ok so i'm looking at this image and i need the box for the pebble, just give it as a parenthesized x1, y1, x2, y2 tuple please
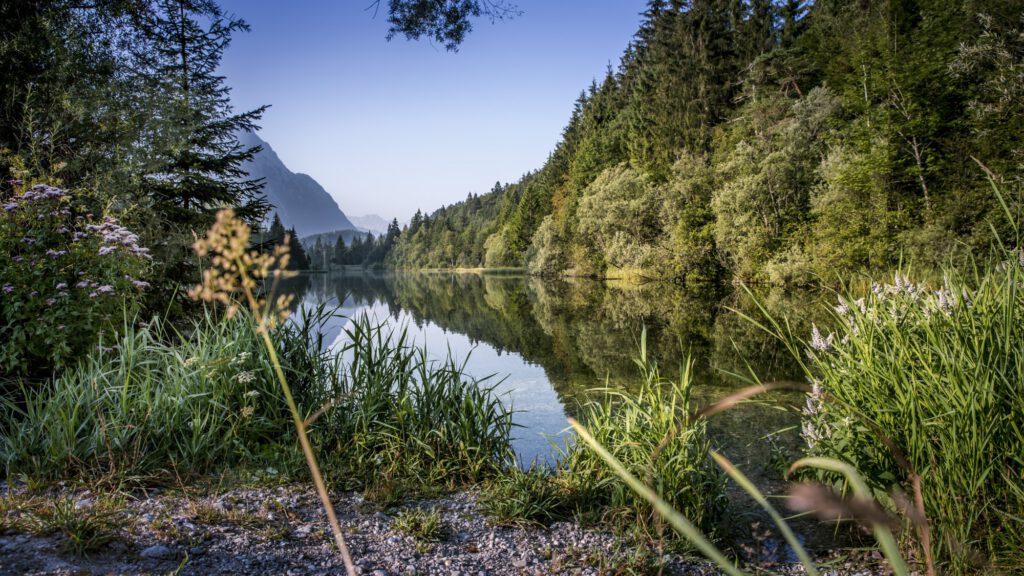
(139, 544, 174, 559)
(0, 482, 889, 576)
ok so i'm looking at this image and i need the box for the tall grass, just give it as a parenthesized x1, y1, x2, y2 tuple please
(483, 335, 726, 544)
(0, 308, 516, 498)
(306, 315, 515, 497)
(790, 256, 1024, 572)
(558, 341, 726, 541)
(0, 310, 291, 483)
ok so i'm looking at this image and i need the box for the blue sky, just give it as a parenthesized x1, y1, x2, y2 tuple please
(218, 1, 646, 222)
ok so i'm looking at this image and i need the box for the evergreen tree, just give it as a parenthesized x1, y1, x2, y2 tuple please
(138, 0, 269, 231)
(333, 234, 348, 265)
(268, 212, 286, 242)
(286, 227, 309, 270)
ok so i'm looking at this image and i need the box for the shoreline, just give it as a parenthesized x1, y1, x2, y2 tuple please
(0, 482, 886, 576)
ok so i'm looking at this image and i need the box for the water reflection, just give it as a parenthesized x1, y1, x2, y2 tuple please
(286, 271, 819, 467)
(284, 271, 849, 554)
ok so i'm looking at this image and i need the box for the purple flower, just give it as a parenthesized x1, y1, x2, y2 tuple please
(55, 282, 67, 290)
(97, 285, 115, 295)
(2, 284, 13, 294)
(45, 298, 56, 306)
(132, 280, 151, 290)
(98, 246, 117, 256)
(2, 203, 16, 212)
(89, 291, 98, 299)
(12, 256, 22, 263)
(8, 179, 23, 186)
(76, 281, 90, 289)
(45, 249, 67, 258)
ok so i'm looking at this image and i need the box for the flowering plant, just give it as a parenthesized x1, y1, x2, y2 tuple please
(0, 182, 151, 376)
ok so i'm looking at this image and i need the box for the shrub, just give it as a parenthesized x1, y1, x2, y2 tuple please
(798, 259, 1024, 572)
(0, 183, 150, 377)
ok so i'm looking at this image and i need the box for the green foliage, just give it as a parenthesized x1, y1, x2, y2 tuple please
(0, 305, 517, 501)
(712, 86, 838, 283)
(0, 309, 290, 483)
(481, 465, 573, 526)
(0, 184, 151, 378)
(306, 315, 515, 495)
(391, 507, 445, 542)
(659, 154, 720, 284)
(576, 164, 662, 274)
(481, 342, 726, 543)
(797, 257, 1024, 571)
(25, 496, 122, 555)
(0, 0, 268, 310)
(384, 1, 1024, 288)
(559, 348, 726, 542)
(381, 0, 519, 52)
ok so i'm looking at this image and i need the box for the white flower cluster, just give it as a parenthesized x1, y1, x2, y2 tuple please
(86, 216, 151, 259)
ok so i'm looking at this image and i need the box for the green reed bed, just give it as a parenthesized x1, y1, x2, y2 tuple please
(483, 338, 726, 545)
(0, 310, 291, 483)
(306, 314, 515, 500)
(789, 255, 1024, 572)
(0, 308, 515, 496)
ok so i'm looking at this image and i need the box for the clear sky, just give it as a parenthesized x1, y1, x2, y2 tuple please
(217, 1, 646, 222)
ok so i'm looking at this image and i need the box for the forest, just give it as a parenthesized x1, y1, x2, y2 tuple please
(387, 0, 1024, 285)
(1, 1, 1022, 574)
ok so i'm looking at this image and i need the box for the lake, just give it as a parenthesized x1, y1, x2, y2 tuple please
(282, 270, 844, 553)
(288, 270, 819, 473)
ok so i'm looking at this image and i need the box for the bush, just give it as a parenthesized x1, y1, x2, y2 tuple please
(0, 183, 151, 377)
(798, 258, 1024, 572)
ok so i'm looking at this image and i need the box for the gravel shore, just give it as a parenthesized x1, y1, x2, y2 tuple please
(0, 483, 888, 575)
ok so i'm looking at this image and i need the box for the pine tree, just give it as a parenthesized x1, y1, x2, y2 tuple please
(139, 0, 269, 231)
(268, 212, 286, 242)
(333, 234, 347, 265)
(286, 227, 309, 270)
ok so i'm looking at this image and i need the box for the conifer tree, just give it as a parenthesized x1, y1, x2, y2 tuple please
(138, 0, 268, 231)
(286, 227, 309, 270)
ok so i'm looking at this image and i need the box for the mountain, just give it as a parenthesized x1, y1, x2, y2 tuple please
(301, 229, 371, 249)
(239, 131, 355, 237)
(348, 214, 391, 236)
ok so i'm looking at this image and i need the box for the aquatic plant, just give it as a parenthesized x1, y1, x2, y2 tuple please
(793, 258, 1024, 572)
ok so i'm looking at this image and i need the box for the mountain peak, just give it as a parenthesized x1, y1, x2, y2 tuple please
(240, 131, 355, 236)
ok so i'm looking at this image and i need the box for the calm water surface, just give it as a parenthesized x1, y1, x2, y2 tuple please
(284, 271, 841, 554)
(285, 271, 820, 470)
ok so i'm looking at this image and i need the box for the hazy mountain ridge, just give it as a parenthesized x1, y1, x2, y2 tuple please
(348, 214, 391, 236)
(238, 131, 356, 237)
(301, 229, 370, 249)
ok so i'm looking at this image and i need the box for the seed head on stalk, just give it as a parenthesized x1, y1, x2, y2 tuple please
(189, 209, 357, 575)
